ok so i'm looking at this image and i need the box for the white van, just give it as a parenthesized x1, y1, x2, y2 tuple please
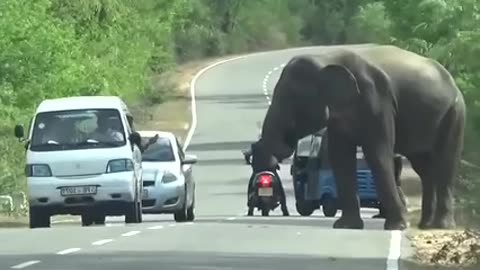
(14, 96, 144, 228)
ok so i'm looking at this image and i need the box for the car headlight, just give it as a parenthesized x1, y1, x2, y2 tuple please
(26, 164, 52, 177)
(161, 171, 177, 183)
(106, 159, 134, 173)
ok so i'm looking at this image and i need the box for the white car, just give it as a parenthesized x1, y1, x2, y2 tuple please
(138, 130, 197, 222)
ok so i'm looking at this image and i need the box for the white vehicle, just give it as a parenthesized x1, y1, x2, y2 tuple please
(138, 130, 197, 222)
(14, 96, 144, 228)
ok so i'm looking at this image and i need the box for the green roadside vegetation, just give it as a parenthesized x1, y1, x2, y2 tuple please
(0, 0, 478, 265)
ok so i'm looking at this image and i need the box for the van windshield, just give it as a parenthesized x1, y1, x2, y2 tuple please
(30, 109, 126, 152)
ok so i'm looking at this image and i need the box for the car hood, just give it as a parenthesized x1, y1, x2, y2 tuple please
(141, 161, 179, 181)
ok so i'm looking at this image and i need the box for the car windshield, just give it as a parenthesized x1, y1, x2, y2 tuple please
(30, 109, 126, 151)
(141, 136, 176, 162)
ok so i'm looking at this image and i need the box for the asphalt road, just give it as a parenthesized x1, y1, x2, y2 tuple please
(1, 46, 413, 270)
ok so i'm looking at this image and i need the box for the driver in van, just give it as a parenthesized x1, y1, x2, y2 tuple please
(247, 139, 289, 216)
(92, 112, 124, 142)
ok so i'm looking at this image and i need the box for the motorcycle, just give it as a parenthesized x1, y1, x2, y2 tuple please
(247, 170, 281, 216)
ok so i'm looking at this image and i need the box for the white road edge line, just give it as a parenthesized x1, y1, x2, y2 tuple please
(386, 230, 402, 270)
(183, 45, 326, 151)
(10, 260, 41, 269)
(92, 239, 113, 246)
(56, 248, 81, 255)
(122, 230, 141, 237)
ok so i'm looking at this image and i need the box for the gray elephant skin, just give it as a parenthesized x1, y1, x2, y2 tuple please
(260, 44, 466, 231)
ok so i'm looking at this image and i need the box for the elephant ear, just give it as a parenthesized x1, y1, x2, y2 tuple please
(319, 65, 360, 108)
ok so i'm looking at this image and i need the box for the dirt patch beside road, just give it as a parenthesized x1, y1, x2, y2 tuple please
(401, 166, 480, 269)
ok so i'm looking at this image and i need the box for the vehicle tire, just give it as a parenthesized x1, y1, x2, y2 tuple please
(125, 201, 141, 224)
(296, 200, 315, 216)
(174, 188, 188, 223)
(186, 192, 195, 222)
(261, 209, 269, 216)
(81, 214, 94, 226)
(322, 195, 337, 217)
(94, 214, 106, 225)
(29, 207, 50, 229)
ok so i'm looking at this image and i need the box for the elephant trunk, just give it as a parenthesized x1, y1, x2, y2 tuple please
(261, 102, 295, 161)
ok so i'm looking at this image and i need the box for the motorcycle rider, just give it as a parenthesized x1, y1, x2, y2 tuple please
(246, 139, 289, 216)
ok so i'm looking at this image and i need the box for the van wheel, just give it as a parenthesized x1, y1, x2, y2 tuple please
(125, 201, 141, 223)
(322, 195, 337, 217)
(29, 207, 50, 229)
(81, 214, 94, 226)
(296, 200, 315, 216)
(94, 214, 106, 225)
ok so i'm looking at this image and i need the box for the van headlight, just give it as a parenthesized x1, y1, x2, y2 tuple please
(26, 164, 52, 177)
(106, 159, 134, 173)
(161, 171, 177, 183)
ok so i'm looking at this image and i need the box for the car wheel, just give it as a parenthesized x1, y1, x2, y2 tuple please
(29, 207, 50, 229)
(322, 195, 338, 217)
(174, 187, 188, 223)
(186, 192, 195, 222)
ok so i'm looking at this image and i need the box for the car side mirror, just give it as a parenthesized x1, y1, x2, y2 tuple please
(14, 124, 24, 139)
(129, 131, 142, 147)
(182, 154, 197, 165)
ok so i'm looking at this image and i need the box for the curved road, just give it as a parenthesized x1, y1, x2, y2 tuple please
(1, 47, 413, 270)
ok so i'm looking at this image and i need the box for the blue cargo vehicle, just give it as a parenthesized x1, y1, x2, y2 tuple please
(291, 129, 380, 217)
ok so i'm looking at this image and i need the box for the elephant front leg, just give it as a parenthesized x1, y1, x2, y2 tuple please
(328, 134, 363, 229)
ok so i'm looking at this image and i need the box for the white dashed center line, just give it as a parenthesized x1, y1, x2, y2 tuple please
(262, 63, 286, 106)
(10, 260, 41, 269)
(148, 225, 164, 230)
(122, 230, 141, 237)
(56, 248, 81, 255)
(92, 239, 114, 246)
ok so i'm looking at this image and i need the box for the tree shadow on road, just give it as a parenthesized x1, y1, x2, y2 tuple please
(195, 93, 267, 104)
(0, 251, 411, 270)
(2, 251, 476, 270)
(187, 141, 253, 152)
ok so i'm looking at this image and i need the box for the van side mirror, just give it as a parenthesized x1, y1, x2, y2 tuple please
(14, 124, 24, 139)
(129, 131, 142, 147)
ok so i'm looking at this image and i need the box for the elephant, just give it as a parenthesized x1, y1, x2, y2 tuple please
(258, 44, 466, 231)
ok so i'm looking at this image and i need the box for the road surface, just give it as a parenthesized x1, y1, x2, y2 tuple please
(1, 46, 414, 270)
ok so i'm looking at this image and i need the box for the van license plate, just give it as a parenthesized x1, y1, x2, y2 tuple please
(258, 187, 273, 197)
(142, 188, 148, 199)
(60, 186, 97, 196)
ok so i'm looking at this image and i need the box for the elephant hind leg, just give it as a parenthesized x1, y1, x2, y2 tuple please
(429, 103, 465, 229)
(406, 153, 435, 229)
